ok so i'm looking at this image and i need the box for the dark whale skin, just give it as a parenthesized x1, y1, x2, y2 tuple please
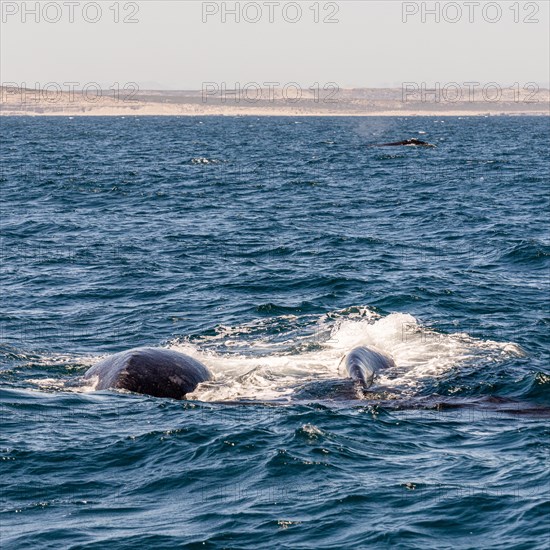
(345, 346, 395, 388)
(84, 347, 212, 399)
(377, 138, 436, 147)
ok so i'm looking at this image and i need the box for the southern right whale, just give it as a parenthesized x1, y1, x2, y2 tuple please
(83, 345, 394, 400)
(343, 346, 395, 388)
(376, 138, 436, 147)
(84, 347, 212, 399)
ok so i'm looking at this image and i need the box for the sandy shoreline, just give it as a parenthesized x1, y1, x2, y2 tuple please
(1, 87, 549, 117)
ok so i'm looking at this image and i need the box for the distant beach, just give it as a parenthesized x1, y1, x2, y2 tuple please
(1, 86, 549, 116)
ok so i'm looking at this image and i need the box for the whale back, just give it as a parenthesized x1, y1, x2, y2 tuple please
(345, 346, 395, 388)
(377, 138, 435, 147)
(84, 347, 212, 399)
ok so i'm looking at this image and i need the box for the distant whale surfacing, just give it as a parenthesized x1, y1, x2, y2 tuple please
(343, 346, 395, 389)
(377, 138, 436, 147)
(84, 347, 212, 399)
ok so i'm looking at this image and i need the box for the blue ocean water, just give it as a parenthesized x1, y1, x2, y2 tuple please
(0, 116, 549, 549)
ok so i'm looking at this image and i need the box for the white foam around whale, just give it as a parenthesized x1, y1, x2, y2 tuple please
(26, 307, 523, 401)
(167, 308, 523, 402)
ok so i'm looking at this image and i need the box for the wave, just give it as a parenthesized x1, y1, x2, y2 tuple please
(500, 240, 550, 264)
(189, 157, 222, 165)
(166, 308, 524, 402)
(11, 307, 526, 404)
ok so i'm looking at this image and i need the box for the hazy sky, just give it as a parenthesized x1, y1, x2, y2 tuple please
(1, 0, 549, 89)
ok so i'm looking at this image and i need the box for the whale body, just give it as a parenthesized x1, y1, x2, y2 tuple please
(377, 138, 436, 147)
(84, 347, 212, 399)
(344, 346, 395, 388)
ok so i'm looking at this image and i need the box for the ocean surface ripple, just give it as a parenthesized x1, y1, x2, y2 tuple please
(1, 116, 549, 548)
